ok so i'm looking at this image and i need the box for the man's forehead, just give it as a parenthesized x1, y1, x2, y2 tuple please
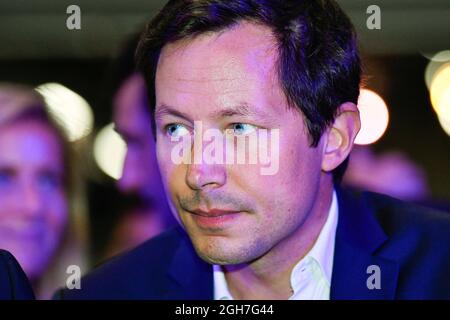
(155, 22, 284, 120)
(156, 22, 278, 83)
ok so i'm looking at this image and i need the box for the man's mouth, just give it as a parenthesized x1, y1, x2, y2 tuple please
(190, 208, 241, 217)
(185, 207, 244, 230)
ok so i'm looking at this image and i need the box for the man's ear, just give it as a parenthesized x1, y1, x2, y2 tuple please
(321, 102, 361, 172)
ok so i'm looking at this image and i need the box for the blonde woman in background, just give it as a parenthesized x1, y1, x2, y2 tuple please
(0, 83, 89, 299)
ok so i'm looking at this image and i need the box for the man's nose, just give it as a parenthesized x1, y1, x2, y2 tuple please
(185, 133, 227, 190)
(185, 161, 227, 191)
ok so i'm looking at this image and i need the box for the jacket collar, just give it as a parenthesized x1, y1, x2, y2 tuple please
(163, 228, 213, 299)
(330, 187, 399, 299)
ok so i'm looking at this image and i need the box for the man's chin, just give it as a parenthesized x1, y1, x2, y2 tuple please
(196, 251, 245, 265)
(191, 240, 253, 265)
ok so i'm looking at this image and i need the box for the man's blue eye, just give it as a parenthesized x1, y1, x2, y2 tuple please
(231, 123, 257, 135)
(166, 124, 189, 138)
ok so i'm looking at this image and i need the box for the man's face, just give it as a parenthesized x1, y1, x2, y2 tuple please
(113, 73, 165, 202)
(155, 22, 326, 265)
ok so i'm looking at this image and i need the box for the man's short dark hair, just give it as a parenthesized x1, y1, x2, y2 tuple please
(136, 0, 361, 183)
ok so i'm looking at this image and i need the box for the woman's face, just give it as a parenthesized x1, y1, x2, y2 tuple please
(0, 119, 68, 281)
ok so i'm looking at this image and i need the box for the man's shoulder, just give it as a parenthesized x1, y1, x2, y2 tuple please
(365, 191, 450, 242)
(334, 190, 450, 298)
(56, 226, 188, 299)
(362, 191, 450, 270)
(365, 192, 450, 298)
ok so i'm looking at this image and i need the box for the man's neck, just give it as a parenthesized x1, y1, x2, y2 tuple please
(222, 179, 334, 300)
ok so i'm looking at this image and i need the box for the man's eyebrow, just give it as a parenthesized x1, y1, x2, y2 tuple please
(155, 104, 192, 122)
(212, 104, 255, 118)
(155, 103, 269, 122)
(214, 103, 276, 121)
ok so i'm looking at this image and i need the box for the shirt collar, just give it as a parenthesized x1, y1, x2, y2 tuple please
(294, 189, 338, 286)
(214, 189, 339, 300)
(213, 264, 233, 300)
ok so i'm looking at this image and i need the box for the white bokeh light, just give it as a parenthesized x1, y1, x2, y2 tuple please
(93, 123, 127, 180)
(424, 50, 450, 89)
(355, 89, 389, 145)
(430, 63, 450, 116)
(429, 63, 450, 137)
(438, 112, 450, 137)
(35, 82, 94, 141)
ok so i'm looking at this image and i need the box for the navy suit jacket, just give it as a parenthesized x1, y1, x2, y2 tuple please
(56, 188, 450, 299)
(0, 250, 35, 300)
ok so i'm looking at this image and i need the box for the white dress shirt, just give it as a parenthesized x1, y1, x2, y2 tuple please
(213, 190, 339, 300)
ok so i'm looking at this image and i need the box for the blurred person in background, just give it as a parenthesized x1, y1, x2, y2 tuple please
(343, 146, 430, 202)
(0, 83, 89, 299)
(343, 146, 450, 213)
(103, 201, 168, 258)
(102, 35, 174, 259)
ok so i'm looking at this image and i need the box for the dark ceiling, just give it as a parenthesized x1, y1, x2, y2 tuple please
(0, 0, 449, 59)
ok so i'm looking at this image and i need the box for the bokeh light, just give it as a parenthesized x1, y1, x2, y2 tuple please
(355, 89, 390, 145)
(93, 123, 127, 180)
(430, 63, 450, 132)
(424, 50, 450, 89)
(35, 82, 94, 141)
(438, 112, 450, 137)
(424, 50, 450, 138)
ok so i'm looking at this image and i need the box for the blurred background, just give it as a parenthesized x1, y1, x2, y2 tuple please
(0, 0, 449, 296)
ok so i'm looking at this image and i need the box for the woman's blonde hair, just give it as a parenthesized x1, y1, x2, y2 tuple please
(0, 82, 90, 299)
(0, 83, 51, 128)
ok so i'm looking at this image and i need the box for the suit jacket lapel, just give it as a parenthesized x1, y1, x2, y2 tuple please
(331, 187, 399, 299)
(163, 229, 214, 299)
